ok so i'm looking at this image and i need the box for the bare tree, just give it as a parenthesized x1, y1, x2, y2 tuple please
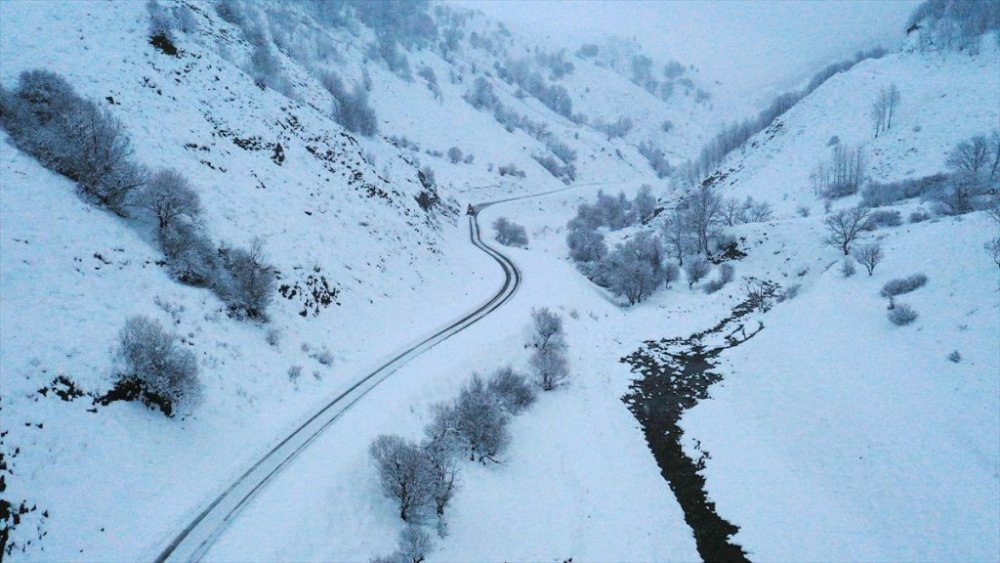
(140, 169, 201, 231)
(986, 237, 1000, 268)
(218, 237, 277, 319)
(116, 315, 200, 416)
(452, 375, 509, 462)
(885, 84, 900, 131)
(530, 346, 570, 391)
(659, 209, 691, 266)
(947, 135, 991, 184)
(531, 308, 566, 353)
(825, 207, 871, 255)
(852, 243, 883, 276)
(684, 256, 711, 288)
(487, 366, 535, 415)
(682, 186, 723, 254)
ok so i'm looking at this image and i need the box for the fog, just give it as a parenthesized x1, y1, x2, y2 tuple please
(458, 0, 920, 100)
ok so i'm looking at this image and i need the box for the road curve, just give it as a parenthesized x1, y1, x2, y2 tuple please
(155, 210, 520, 562)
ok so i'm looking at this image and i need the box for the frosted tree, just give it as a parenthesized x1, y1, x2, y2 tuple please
(370, 435, 433, 522)
(529, 308, 570, 389)
(633, 184, 658, 222)
(116, 315, 200, 416)
(660, 209, 691, 266)
(492, 217, 528, 247)
(140, 169, 202, 231)
(566, 227, 607, 263)
(682, 186, 723, 254)
(486, 366, 535, 415)
(452, 375, 510, 462)
(218, 237, 277, 319)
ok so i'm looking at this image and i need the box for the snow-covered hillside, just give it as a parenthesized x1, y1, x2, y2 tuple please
(1, 0, 997, 562)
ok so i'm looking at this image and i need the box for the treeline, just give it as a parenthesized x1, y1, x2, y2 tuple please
(907, 0, 1000, 52)
(679, 48, 888, 185)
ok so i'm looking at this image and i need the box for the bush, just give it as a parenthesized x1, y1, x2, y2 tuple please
(447, 146, 463, 164)
(497, 163, 525, 178)
(566, 227, 607, 263)
(532, 154, 576, 183)
(322, 73, 378, 136)
(159, 221, 219, 287)
(492, 217, 528, 247)
(909, 209, 932, 223)
(487, 366, 535, 414)
(110, 315, 199, 416)
(888, 303, 918, 326)
(638, 141, 672, 178)
(1, 70, 146, 216)
(139, 169, 202, 231)
(601, 232, 667, 304)
(685, 257, 711, 288)
(217, 237, 277, 319)
(703, 264, 734, 294)
(840, 257, 856, 278)
(948, 350, 962, 363)
(880, 274, 928, 298)
(861, 174, 948, 207)
(865, 209, 903, 230)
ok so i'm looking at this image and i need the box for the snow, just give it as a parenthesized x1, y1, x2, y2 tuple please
(2, 0, 998, 561)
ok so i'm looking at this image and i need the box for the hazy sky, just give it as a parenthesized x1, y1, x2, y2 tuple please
(458, 0, 920, 98)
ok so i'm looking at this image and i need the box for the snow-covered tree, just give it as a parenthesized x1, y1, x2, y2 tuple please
(825, 207, 872, 255)
(492, 217, 528, 247)
(852, 242, 883, 276)
(370, 435, 433, 522)
(140, 169, 201, 231)
(116, 315, 200, 416)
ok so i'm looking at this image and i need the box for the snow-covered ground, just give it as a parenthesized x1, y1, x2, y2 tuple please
(2, 0, 998, 561)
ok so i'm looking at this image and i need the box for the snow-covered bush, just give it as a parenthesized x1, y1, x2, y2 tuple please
(463, 77, 499, 110)
(594, 116, 633, 139)
(374, 36, 413, 81)
(112, 315, 199, 416)
(146, 0, 178, 55)
(841, 257, 856, 278)
(633, 185, 658, 223)
(566, 227, 607, 263)
(638, 141, 672, 178)
(487, 366, 535, 414)
(861, 173, 948, 207)
(703, 263, 735, 294)
(685, 257, 711, 288)
(160, 221, 219, 287)
(720, 196, 771, 226)
(322, 72, 378, 137)
(880, 274, 928, 298)
(948, 350, 962, 363)
(888, 303, 918, 326)
(909, 209, 932, 223)
(370, 435, 433, 522)
(447, 146, 463, 163)
(139, 169, 202, 231)
(546, 138, 577, 165)
(217, 238, 278, 319)
(417, 65, 441, 99)
(492, 217, 528, 247)
(865, 209, 903, 230)
(2, 70, 148, 216)
(852, 243, 884, 276)
(532, 154, 576, 183)
(497, 163, 525, 178)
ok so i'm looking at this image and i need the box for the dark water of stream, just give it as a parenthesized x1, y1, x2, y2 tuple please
(622, 289, 777, 562)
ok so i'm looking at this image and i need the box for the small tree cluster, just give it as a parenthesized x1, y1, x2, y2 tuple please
(812, 144, 867, 199)
(370, 366, 535, 533)
(719, 196, 773, 226)
(528, 308, 570, 389)
(638, 141, 672, 178)
(108, 315, 200, 416)
(0, 70, 147, 216)
(871, 84, 901, 138)
(492, 217, 528, 247)
(593, 116, 633, 139)
(532, 154, 576, 183)
(322, 72, 378, 137)
(932, 132, 1000, 215)
(860, 173, 949, 207)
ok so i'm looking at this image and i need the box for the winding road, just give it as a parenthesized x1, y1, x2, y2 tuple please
(155, 207, 520, 562)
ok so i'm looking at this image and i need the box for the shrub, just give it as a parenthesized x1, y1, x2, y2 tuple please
(487, 366, 535, 414)
(861, 173, 948, 207)
(217, 237, 277, 319)
(566, 227, 607, 263)
(865, 209, 903, 230)
(139, 169, 202, 231)
(638, 141, 672, 178)
(909, 209, 932, 223)
(532, 154, 576, 183)
(110, 315, 199, 416)
(492, 217, 528, 247)
(497, 163, 525, 178)
(703, 263, 734, 294)
(159, 221, 219, 287)
(322, 73, 378, 136)
(880, 274, 928, 298)
(840, 257, 856, 278)
(447, 146, 463, 163)
(685, 257, 711, 288)
(888, 303, 918, 326)
(947, 350, 962, 363)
